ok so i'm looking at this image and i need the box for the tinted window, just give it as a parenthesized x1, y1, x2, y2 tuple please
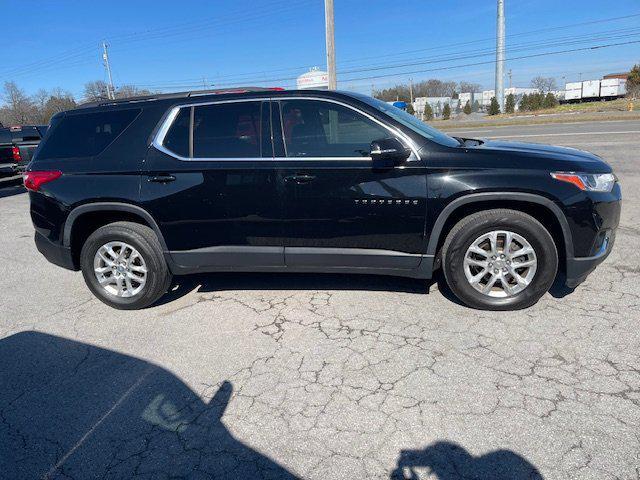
(163, 107, 190, 157)
(0, 129, 11, 144)
(37, 109, 140, 159)
(280, 100, 389, 157)
(193, 102, 262, 158)
(347, 93, 460, 147)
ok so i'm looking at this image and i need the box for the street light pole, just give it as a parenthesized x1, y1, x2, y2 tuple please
(495, 0, 505, 111)
(324, 0, 337, 90)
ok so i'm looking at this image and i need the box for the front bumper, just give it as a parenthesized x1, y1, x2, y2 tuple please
(565, 230, 615, 288)
(34, 231, 76, 271)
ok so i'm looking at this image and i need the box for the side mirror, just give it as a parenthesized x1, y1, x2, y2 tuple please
(370, 138, 411, 167)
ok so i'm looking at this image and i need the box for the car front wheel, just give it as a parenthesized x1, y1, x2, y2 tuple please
(80, 221, 172, 310)
(442, 209, 558, 310)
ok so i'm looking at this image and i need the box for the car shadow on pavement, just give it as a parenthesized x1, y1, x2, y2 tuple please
(0, 179, 25, 199)
(0, 331, 298, 479)
(154, 272, 437, 307)
(391, 441, 544, 480)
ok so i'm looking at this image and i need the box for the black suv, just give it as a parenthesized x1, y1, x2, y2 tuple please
(25, 89, 621, 310)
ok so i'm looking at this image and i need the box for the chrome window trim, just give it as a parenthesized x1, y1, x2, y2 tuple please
(152, 95, 421, 162)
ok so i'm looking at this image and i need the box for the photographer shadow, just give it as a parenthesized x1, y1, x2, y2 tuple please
(391, 441, 543, 480)
(0, 331, 298, 479)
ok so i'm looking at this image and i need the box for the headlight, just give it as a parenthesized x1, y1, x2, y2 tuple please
(551, 172, 616, 192)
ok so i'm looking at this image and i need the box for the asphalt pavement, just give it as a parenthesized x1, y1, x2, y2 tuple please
(1, 120, 639, 479)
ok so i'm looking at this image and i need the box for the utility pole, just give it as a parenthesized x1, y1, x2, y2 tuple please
(508, 69, 512, 89)
(324, 0, 337, 90)
(102, 41, 115, 100)
(495, 0, 505, 111)
(409, 78, 414, 103)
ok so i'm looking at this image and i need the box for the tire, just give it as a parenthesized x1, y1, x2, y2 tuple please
(80, 221, 172, 310)
(441, 209, 558, 310)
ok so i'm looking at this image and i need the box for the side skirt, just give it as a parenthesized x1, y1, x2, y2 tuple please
(164, 246, 433, 279)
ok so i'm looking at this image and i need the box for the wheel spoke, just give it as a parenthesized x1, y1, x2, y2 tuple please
(504, 231, 513, 253)
(481, 273, 499, 293)
(488, 231, 498, 255)
(99, 275, 116, 286)
(512, 246, 534, 258)
(468, 245, 489, 257)
(469, 269, 488, 285)
(465, 257, 488, 268)
(513, 259, 536, 268)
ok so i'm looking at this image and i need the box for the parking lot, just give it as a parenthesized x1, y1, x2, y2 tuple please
(1, 120, 639, 479)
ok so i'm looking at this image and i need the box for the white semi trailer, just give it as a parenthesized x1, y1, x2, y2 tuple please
(600, 78, 627, 98)
(563, 78, 627, 103)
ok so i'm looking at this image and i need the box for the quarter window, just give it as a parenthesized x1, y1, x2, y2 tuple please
(163, 107, 190, 158)
(37, 109, 140, 159)
(280, 100, 389, 158)
(193, 102, 262, 158)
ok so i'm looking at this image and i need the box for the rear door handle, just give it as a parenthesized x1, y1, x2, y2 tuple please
(148, 174, 176, 183)
(284, 174, 316, 184)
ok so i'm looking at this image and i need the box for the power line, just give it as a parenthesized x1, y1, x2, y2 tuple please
(126, 16, 640, 90)
(130, 32, 640, 91)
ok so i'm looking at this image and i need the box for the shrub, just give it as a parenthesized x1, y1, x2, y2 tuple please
(442, 103, 451, 120)
(423, 103, 434, 120)
(543, 92, 558, 109)
(505, 93, 515, 113)
(488, 97, 500, 115)
(463, 100, 472, 115)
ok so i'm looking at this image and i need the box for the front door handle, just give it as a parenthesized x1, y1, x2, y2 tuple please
(284, 174, 316, 184)
(148, 174, 176, 183)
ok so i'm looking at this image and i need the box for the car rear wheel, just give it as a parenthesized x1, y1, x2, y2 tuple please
(442, 209, 558, 310)
(80, 221, 172, 310)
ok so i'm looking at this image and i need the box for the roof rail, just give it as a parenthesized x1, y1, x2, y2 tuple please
(78, 87, 285, 109)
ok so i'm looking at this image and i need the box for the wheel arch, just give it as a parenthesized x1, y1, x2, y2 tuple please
(63, 203, 168, 268)
(427, 193, 573, 266)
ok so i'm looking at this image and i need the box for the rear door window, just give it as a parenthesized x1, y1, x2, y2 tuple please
(192, 101, 262, 158)
(37, 109, 140, 159)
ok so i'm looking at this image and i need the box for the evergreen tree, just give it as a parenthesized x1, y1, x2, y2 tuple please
(628, 64, 640, 98)
(423, 103, 434, 120)
(463, 100, 472, 115)
(543, 92, 558, 109)
(406, 103, 415, 115)
(520, 94, 529, 111)
(505, 93, 515, 114)
(472, 100, 480, 112)
(488, 97, 500, 115)
(442, 103, 451, 120)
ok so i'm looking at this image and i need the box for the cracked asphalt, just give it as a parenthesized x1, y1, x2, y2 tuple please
(1, 120, 639, 479)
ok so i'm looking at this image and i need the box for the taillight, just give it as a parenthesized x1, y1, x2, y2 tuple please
(23, 171, 62, 191)
(11, 146, 21, 162)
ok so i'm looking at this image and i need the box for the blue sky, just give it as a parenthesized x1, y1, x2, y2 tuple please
(1, 0, 639, 100)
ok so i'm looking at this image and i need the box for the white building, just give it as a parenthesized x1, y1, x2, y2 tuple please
(413, 97, 460, 118)
(297, 67, 329, 90)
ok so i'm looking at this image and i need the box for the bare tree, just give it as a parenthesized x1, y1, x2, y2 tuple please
(1, 81, 37, 124)
(458, 81, 482, 93)
(83, 80, 110, 102)
(115, 85, 153, 99)
(530, 76, 557, 93)
(42, 90, 76, 122)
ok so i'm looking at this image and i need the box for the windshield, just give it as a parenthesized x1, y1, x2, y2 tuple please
(348, 93, 460, 148)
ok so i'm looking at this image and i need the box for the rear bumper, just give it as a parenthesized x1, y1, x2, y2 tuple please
(565, 230, 615, 288)
(34, 231, 76, 271)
